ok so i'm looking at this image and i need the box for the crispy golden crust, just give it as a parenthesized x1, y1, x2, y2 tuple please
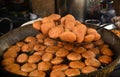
(21, 63, 37, 73)
(87, 28, 101, 41)
(50, 70, 65, 77)
(33, 20, 41, 30)
(73, 24, 87, 43)
(2, 58, 15, 66)
(84, 34, 95, 43)
(24, 36, 37, 43)
(51, 57, 63, 65)
(21, 44, 33, 52)
(82, 51, 96, 59)
(16, 42, 25, 47)
(56, 48, 69, 57)
(41, 21, 55, 35)
(94, 39, 104, 46)
(34, 44, 46, 51)
(88, 48, 100, 55)
(16, 53, 28, 63)
(49, 26, 64, 38)
(67, 52, 81, 61)
(15, 70, 28, 76)
(3, 49, 18, 59)
(29, 70, 46, 77)
(48, 14, 61, 21)
(74, 47, 86, 54)
(38, 62, 51, 71)
(82, 66, 97, 74)
(98, 55, 112, 64)
(42, 52, 53, 62)
(33, 51, 45, 56)
(45, 46, 59, 54)
(83, 43, 94, 49)
(60, 31, 76, 42)
(44, 38, 56, 46)
(65, 68, 80, 77)
(69, 61, 85, 69)
(85, 58, 101, 67)
(100, 46, 114, 56)
(28, 55, 41, 63)
(5, 63, 20, 73)
(52, 64, 69, 71)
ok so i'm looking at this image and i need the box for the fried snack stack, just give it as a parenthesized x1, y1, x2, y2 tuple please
(33, 14, 101, 43)
(1, 14, 114, 77)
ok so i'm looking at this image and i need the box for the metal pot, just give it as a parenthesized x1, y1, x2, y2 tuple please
(0, 24, 120, 77)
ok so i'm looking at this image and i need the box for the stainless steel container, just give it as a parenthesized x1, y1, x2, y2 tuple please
(55, 0, 86, 22)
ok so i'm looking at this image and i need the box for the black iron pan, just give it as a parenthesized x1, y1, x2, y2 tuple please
(0, 24, 120, 77)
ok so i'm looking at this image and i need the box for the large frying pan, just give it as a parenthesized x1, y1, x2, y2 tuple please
(0, 24, 120, 77)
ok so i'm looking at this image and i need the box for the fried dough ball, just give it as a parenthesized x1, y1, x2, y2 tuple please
(38, 62, 51, 71)
(83, 43, 94, 49)
(34, 51, 45, 56)
(42, 52, 53, 62)
(60, 31, 76, 42)
(45, 46, 59, 54)
(3, 49, 18, 59)
(21, 44, 33, 52)
(15, 70, 28, 76)
(21, 63, 37, 73)
(24, 36, 37, 43)
(87, 28, 101, 41)
(64, 16, 75, 30)
(52, 64, 69, 71)
(63, 43, 74, 51)
(73, 24, 87, 43)
(94, 39, 104, 46)
(88, 48, 100, 55)
(74, 47, 86, 54)
(48, 25, 64, 39)
(2, 57, 15, 66)
(34, 44, 46, 51)
(65, 68, 80, 77)
(16, 42, 25, 47)
(36, 33, 45, 39)
(81, 66, 97, 74)
(42, 17, 53, 23)
(41, 21, 55, 35)
(28, 55, 41, 63)
(36, 33, 45, 43)
(100, 46, 113, 56)
(33, 20, 41, 30)
(84, 34, 95, 43)
(56, 48, 69, 57)
(67, 52, 81, 61)
(61, 14, 75, 30)
(51, 57, 64, 65)
(29, 70, 46, 77)
(44, 38, 56, 46)
(7, 45, 20, 53)
(98, 55, 112, 64)
(61, 17, 66, 25)
(50, 70, 65, 77)
(16, 53, 28, 63)
(85, 58, 101, 67)
(69, 61, 85, 69)
(3, 45, 20, 58)
(82, 51, 96, 59)
(5, 63, 20, 73)
(48, 14, 61, 21)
